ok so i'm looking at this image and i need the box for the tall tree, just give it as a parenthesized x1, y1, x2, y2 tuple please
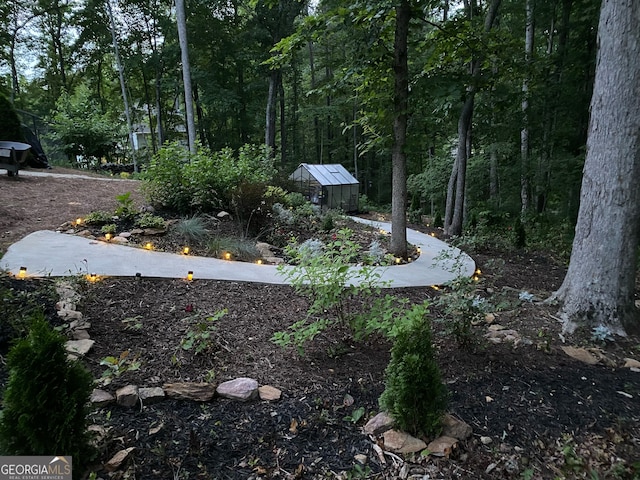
(550, 0, 640, 336)
(390, 0, 411, 258)
(106, 0, 137, 172)
(520, 0, 534, 217)
(176, 0, 196, 153)
(444, 0, 502, 236)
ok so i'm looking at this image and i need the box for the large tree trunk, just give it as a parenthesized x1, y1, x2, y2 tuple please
(176, 0, 196, 154)
(550, 0, 640, 336)
(390, 0, 410, 258)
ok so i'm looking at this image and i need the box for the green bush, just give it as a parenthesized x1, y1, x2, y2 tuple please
(379, 307, 448, 437)
(134, 213, 166, 229)
(0, 94, 25, 142)
(142, 142, 275, 216)
(0, 314, 94, 478)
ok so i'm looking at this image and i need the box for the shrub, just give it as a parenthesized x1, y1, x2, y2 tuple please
(272, 229, 397, 354)
(379, 306, 448, 437)
(142, 142, 276, 216)
(0, 314, 94, 478)
(0, 94, 25, 142)
(172, 215, 209, 244)
(134, 213, 166, 229)
(84, 210, 113, 225)
(101, 223, 117, 235)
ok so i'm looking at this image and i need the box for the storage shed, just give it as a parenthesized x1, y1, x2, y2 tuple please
(290, 163, 359, 212)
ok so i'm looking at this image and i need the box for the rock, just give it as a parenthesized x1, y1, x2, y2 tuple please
(111, 236, 129, 244)
(485, 328, 523, 344)
(143, 227, 166, 235)
(441, 414, 472, 440)
(65, 339, 94, 358)
(217, 211, 231, 219)
(56, 300, 76, 311)
(587, 348, 617, 367)
(90, 388, 115, 406)
(58, 309, 83, 320)
(77, 229, 92, 237)
(88, 424, 109, 446)
(256, 242, 275, 257)
(354, 454, 368, 465)
(488, 324, 505, 331)
(382, 430, 427, 454)
(118, 232, 132, 238)
(265, 256, 285, 265)
(561, 346, 599, 365)
(364, 411, 395, 436)
(481, 436, 493, 445)
(163, 382, 216, 402)
(216, 377, 259, 402)
(72, 329, 91, 340)
(116, 385, 139, 407)
(258, 385, 282, 401)
(130, 228, 144, 235)
(623, 358, 640, 369)
(426, 436, 458, 457)
(139, 387, 165, 405)
(485, 313, 496, 324)
(104, 447, 135, 472)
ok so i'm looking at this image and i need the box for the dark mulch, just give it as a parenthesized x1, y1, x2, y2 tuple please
(0, 172, 639, 478)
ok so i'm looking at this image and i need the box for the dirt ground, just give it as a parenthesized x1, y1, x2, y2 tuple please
(0, 167, 639, 479)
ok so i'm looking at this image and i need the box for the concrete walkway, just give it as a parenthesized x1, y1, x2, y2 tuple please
(1, 218, 475, 287)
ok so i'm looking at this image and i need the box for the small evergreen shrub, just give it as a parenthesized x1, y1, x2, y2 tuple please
(84, 210, 113, 225)
(379, 307, 448, 437)
(513, 217, 526, 248)
(134, 213, 166, 229)
(433, 211, 444, 228)
(0, 314, 94, 478)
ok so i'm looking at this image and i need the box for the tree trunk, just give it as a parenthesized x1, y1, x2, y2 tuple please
(520, 0, 534, 218)
(176, 0, 196, 154)
(444, 0, 502, 236)
(279, 75, 286, 165)
(550, 0, 640, 336)
(390, 0, 410, 258)
(106, 0, 137, 172)
(265, 69, 279, 155)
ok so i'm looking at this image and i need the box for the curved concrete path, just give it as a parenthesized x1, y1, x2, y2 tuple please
(1, 218, 475, 287)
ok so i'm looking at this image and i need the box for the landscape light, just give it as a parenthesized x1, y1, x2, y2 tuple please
(187, 271, 194, 281)
(76, 218, 83, 226)
(256, 259, 263, 265)
(475, 268, 482, 275)
(18, 266, 27, 278)
(88, 273, 97, 282)
(144, 242, 153, 250)
(224, 252, 231, 260)
(430, 232, 436, 237)
(105, 233, 112, 241)
(183, 246, 190, 255)
(395, 257, 401, 264)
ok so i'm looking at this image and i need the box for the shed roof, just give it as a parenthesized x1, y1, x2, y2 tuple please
(290, 163, 358, 186)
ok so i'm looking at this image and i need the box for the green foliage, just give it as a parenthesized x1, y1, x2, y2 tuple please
(142, 142, 276, 215)
(100, 223, 117, 235)
(114, 192, 137, 219)
(134, 213, 166, 229)
(379, 306, 448, 437)
(99, 350, 141, 385)
(172, 215, 209, 244)
(180, 310, 227, 355)
(433, 212, 443, 228)
(0, 314, 94, 477)
(206, 236, 260, 262)
(513, 217, 526, 248)
(48, 84, 121, 163)
(84, 210, 113, 225)
(0, 94, 25, 142)
(273, 228, 402, 354)
(0, 273, 58, 344)
(435, 275, 489, 349)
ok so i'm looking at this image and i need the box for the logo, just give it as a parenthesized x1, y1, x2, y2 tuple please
(0, 456, 72, 480)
